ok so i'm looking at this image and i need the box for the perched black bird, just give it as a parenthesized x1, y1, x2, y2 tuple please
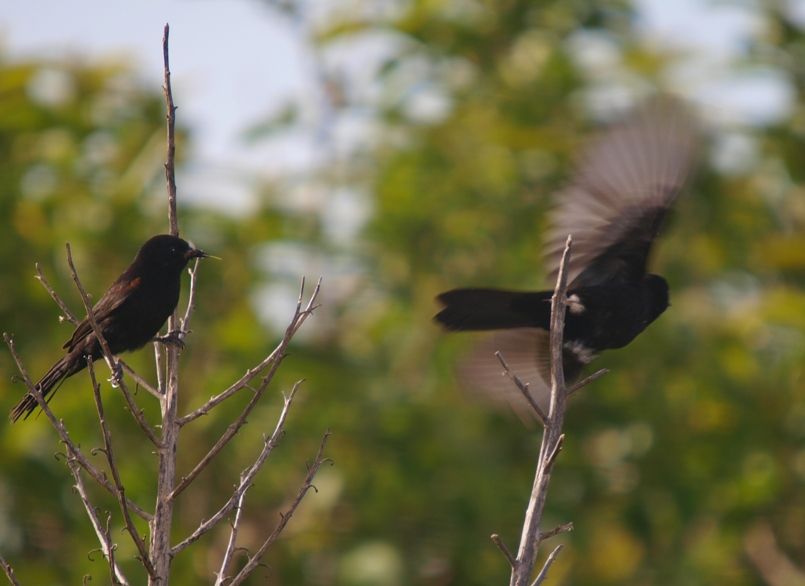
(434, 96, 698, 415)
(11, 234, 208, 421)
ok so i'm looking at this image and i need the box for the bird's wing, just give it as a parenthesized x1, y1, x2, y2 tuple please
(456, 329, 552, 421)
(456, 329, 593, 421)
(543, 95, 698, 288)
(62, 273, 142, 351)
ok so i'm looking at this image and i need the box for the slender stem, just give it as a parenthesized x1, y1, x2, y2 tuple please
(66, 452, 131, 585)
(531, 545, 564, 586)
(214, 489, 247, 586)
(495, 351, 548, 425)
(34, 262, 78, 325)
(162, 23, 178, 238)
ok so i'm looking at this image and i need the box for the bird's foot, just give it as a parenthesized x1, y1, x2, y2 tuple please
(108, 361, 123, 388)
(154, 330, 186, 350)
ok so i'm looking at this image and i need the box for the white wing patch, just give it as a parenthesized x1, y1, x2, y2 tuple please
(563, 340, 596, 365)
(567, 294, 585, 315)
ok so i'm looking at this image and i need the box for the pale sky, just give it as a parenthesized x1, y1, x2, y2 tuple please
(0, 0, 796, 212)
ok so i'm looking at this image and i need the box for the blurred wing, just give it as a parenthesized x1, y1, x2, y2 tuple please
(544, 95, 699, 288)
(456, 329, 552, 422)
(62, 274, 141, 351)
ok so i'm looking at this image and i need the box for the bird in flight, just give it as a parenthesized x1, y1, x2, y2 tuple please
(11, 234, 209, 421)
(434, 96, 699, 415)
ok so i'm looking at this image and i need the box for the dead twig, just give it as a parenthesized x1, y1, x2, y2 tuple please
(495, 351, 548, 425)
(532, 545, 564, 586)
(163, 23, 178, 238)
(178, 277, 321, 426)
(169, 279, 320, 501)
(88, 360, 155, 578)
(227, 432, 331, 586)
(172, 381, 303, 555)
(35, 262, 79, 325)
(65, 452, 131, 585)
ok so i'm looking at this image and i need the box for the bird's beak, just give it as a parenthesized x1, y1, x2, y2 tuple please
(185, 248, 211, 260)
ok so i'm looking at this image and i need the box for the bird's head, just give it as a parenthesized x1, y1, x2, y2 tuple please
(136, 234, 210, 273)
(644, 274, 670, 321)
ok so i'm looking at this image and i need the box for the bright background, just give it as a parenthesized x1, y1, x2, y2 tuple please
(1, 1, 803, 584)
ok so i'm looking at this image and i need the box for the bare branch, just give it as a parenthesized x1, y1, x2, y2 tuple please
(35, 262, 79, 325)
(153, 339, 166, 395)
(568, 368, 608, 396)
(491, 534, 516, 568)
(227, 432, 331, 586)
(0, 555, 21, 586)
(179, 258, 201, 340)
(178, 277, 321, 426)
(531, 545, 564, 586)
(66, 454, 130, 586)
(88, 361, 155, 578)
(3, 333, 151, 521)
(495, 351, 548, 425)
(119, 360, 162, 399)
(509, 234, 573, 586)
(214, 488, 247, 586)
(149, 25, 183, 582)
(538, 522, 573, 544)
(744, 521, 805, 586)
(64, 243, 161, 447)
(162, 22, 178, 238)
(172, 382, 302, 555)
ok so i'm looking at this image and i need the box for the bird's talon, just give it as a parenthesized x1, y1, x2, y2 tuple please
(154, 331, 186, 350)
(108, 362, 123, 388)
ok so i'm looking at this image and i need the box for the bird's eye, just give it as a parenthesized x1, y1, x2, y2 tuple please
(170, 247, 177, 254)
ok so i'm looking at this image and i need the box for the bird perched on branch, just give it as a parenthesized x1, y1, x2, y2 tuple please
(434, 96, 699, 415)
(10, 234, 209, 421)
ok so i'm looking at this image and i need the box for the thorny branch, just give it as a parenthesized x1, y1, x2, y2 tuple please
(495, 351, 548, 425)
(170, 279, 320, 501)
(227, 432, 332, 586)
(88, 361, 154, 577)
(178, 277, 321, 427)
(172, 381, 303, 555)
(35, 262, 79, 325)
(66, 449, 130, 585)
(214, 488, 247, 586)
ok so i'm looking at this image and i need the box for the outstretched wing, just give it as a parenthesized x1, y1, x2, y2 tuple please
(455, 329, 590, 422)
(543, 95, 699, 288)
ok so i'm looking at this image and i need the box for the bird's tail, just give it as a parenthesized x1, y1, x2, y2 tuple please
(434, 288, 552, 331)
(10, 355, 82, 422)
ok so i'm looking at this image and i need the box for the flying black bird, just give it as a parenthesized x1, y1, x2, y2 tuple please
(11, 234, 209, 422)
(434, 96, 698, 415)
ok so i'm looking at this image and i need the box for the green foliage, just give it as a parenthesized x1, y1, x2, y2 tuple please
(1, 1, 804, 584)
